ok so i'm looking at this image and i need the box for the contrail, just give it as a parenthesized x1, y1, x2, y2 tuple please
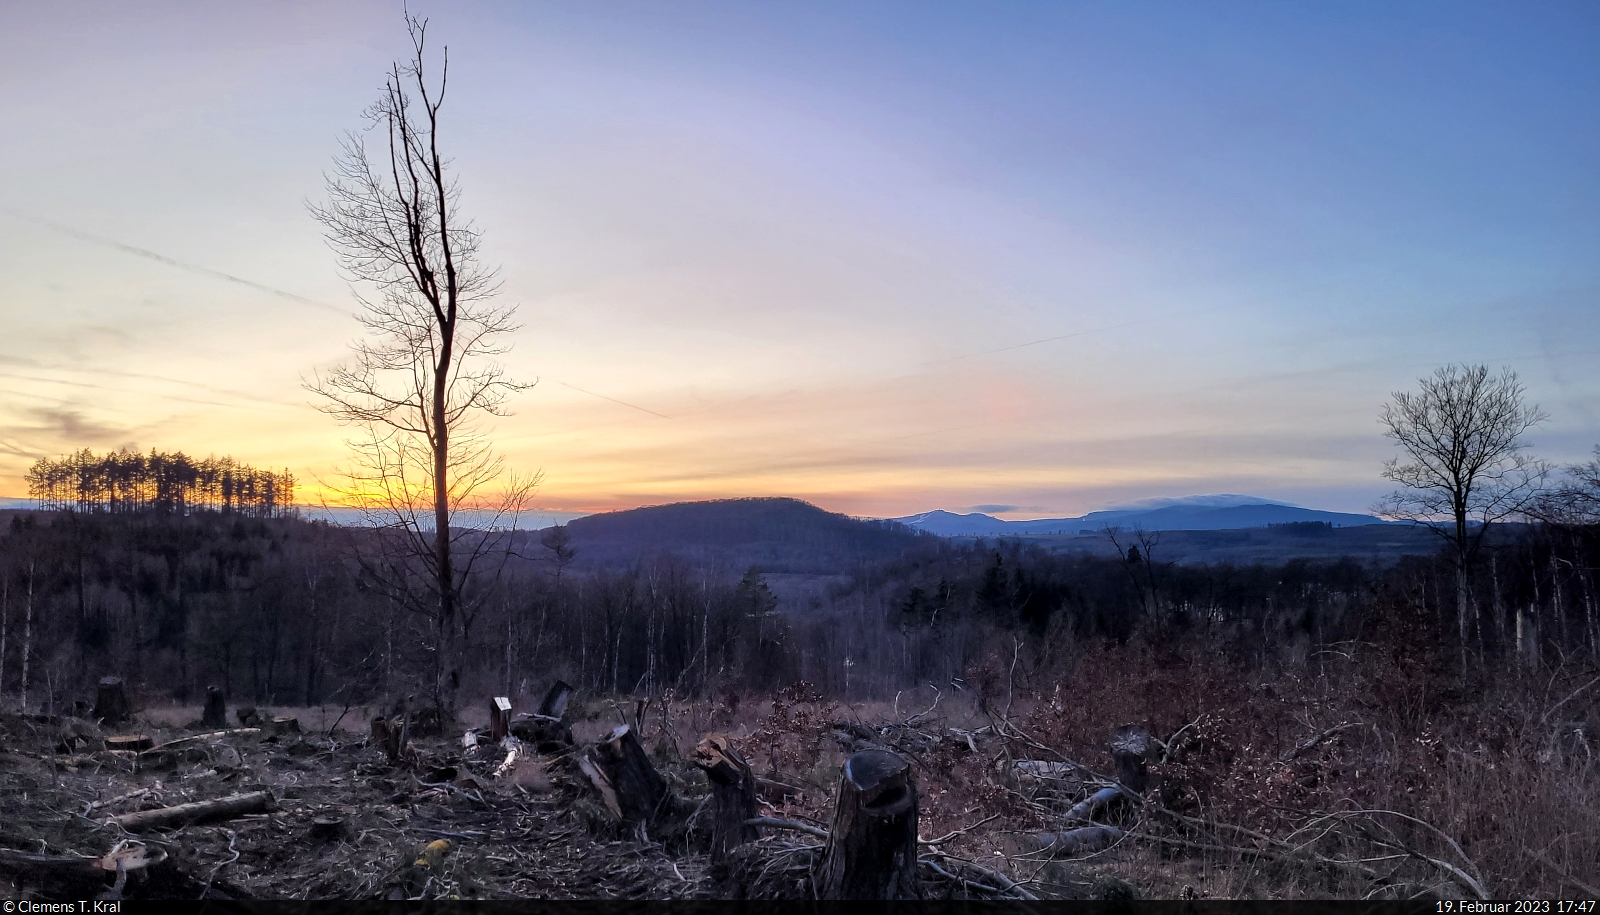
(552, 380, 673, 420)
(6, 211, 672, 420)
(3, 210, 348, 315)
(921, 307, 1214, 364)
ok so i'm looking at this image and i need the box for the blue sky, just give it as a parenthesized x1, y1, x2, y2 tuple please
(1, 1, 1596, 517)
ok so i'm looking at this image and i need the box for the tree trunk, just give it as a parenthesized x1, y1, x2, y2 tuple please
(202, 685, 227, 729)
(95, 676, 130, 726)
(818, 749, 920, 900)
(577, 724, 670, 829)
(691, 735, 758, 862)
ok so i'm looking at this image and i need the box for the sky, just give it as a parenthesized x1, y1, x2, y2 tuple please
(1, 0, 1597, 520)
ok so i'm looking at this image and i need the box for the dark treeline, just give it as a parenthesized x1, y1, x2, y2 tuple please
(0, 503, 1596, 713)
(26, 448, 294, 518)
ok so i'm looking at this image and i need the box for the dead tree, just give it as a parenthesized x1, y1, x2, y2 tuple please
(818, 749, 920, 900)
(95, 676, 130, 726)
(307, 11, 534, 715)
(691, 735, 758, 862)
(202, 686, 227, 729)
(578, 724, 670, 830)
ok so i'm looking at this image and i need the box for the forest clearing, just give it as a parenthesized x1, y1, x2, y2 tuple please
(1, 634, 1594, 901)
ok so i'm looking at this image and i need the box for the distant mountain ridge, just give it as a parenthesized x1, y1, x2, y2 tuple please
(892, 495, 1386, 537)
(551, 497, 925, 573)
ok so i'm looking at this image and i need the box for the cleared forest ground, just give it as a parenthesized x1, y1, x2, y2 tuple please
(0, 639, 1595, 900)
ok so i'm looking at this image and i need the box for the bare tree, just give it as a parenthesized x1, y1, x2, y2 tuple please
(309, 13, 534, 712)
(1376, 364, 1549, 661)
(1535, 446, 1600, 526)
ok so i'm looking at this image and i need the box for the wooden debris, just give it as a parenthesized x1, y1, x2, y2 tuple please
(95, 676, 130, 726)
(493, 738, 522, 780)
(691, 735, 759, 862)
(96, 844, 167, 875)
(203, 685, 228, 729)
(112, 790, 275, 832)
(105, 734, 154, 752)
(56, 716, 105, 753)
(819, 748, 920, 900)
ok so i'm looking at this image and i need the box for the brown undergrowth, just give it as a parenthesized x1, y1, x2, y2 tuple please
(0, 636, 1593, 900)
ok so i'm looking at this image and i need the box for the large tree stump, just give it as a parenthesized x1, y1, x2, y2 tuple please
(691, 735, 758, 862)
(489, 697, 512, 742)
(537, 680, 572, 720)
(95, 677, 130, 726)
(578, 724, 670, 829)
(1110, 724, 1152, 792)
(202, 686, 227, 729)
(511, 680, 574, 753)
(818, 749, 920, 900)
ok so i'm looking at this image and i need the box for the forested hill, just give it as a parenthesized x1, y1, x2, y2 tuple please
(554, 497, 928, 573)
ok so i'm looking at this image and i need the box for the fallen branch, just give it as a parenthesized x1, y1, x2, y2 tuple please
(1525, 846, 1600, 898)
(745, 816, 828, 840)
(1281, 723, 1358, 761)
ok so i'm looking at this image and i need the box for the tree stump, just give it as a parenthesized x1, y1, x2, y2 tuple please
(511, 681, 575, 753)
(818, 749, 920, 900)
(691, 735, 758, 862)
(578, 724, 670, 828)
(1110, 724, 1152, 793)
(537, 680, 572, 720)
(489, 697, 512, 742)
(95, 677, 130, 726)
(202, 686, 227, 729)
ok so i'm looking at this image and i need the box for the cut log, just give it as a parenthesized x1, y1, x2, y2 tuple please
(1066, 785, 1130, 823)
(202, 686, 227, 729)
(818, 749, 920, 900)
(489, 697, 512, 742)
(578, 724, 670, 827)
(537, 680, 572, 720)
(112, 790, 274, 832)
(1110, 724, 1152, 792)
(95, 677, 130, 726)
(1035, 825, 1125, 858)
(691, 735, 758, 862)
(105, 734, 154, 752)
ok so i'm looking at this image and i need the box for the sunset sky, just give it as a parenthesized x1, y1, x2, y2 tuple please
(2, 1, 1597, 520)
